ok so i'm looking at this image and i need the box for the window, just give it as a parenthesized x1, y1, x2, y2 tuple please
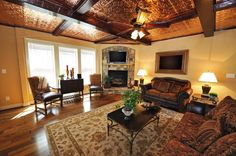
(81, 49, 96, 85)
(27, 42, 56, 86)
(59, 47, 78, 76)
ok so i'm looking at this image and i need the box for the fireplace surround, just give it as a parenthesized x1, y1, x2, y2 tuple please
(102, 46, 135, 87)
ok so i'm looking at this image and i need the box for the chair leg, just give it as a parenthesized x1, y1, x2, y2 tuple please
(60, 96, 63, 107)
(34, 100, 37, 112)
(44, 102, 47, 116)
(90, 90, 92, 98)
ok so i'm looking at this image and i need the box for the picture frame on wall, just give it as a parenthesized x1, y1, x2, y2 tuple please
(155, 49, 189, 74)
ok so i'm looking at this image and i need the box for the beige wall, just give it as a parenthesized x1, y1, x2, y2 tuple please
(0, 24, 236, 109)
(137, 29, 236, 100)
(0, 25, 100, 109)
(0, 26, 23, 109)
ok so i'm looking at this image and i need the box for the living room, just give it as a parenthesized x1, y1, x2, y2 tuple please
(0, 0, 236, 155)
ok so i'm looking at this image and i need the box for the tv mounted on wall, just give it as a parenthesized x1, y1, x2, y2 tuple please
(109, 51, 127, 63)
(155, 50, 189, 74)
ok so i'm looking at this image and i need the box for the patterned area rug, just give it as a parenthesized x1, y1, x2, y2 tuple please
(45, 101, 183, 156)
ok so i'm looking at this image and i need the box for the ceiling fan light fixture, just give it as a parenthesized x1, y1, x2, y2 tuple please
(138, 30, 145, 39)
(136, 9, 150, 25)
(131, 30, 138, 40)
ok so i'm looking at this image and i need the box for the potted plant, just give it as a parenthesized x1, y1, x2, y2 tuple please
(121, 90, 141, 119)
(103, 75, 112, 88)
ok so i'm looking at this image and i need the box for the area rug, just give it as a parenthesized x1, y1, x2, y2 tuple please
(45, 101, 183, 156)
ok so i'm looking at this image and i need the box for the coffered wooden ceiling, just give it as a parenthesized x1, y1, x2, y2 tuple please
(0, 0, 236, 45)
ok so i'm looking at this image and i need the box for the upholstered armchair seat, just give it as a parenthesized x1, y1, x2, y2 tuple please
(42, 92, 62, 102)
(89, 74, 104, 97)
(28, 76, 63, 115)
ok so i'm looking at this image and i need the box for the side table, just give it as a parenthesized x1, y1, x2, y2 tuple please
(187, 93, 218, 115)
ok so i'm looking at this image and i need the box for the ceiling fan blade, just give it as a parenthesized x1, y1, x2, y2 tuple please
(117, 28, 134, 36)
(144, 22, 170, 30)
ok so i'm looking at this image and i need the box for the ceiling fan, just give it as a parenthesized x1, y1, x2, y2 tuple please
(108, 6, 196, 40)
(108, 7, 170, 40)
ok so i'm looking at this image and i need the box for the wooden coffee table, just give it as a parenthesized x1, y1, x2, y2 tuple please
(107, 104, 161, 154)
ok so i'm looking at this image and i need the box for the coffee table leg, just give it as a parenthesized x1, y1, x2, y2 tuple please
(130, 132, 134, 154)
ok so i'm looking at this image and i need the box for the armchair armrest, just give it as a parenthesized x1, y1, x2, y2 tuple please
(140, 83, 152, 94)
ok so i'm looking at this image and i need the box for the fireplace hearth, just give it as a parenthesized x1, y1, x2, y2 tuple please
(108, 70, 128, 87)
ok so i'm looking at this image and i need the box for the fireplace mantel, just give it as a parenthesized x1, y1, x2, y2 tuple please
(102, 46, 135, 87)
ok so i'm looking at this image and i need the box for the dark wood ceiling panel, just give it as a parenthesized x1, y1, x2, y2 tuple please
(60, 22, 111, 41)
(216, 7, 236, 30)
(0, 1, 63, 33)
(146, 17, 202, 41)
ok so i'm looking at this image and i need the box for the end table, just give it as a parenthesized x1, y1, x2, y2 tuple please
(187, 93, 218, 115)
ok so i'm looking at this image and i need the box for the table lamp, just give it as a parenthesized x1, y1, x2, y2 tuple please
(137, 69, 147, 84)
(198, 72, 218, 96)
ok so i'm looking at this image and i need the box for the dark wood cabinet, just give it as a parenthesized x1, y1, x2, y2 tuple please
(187, 93, 218, 115)
(60, 79, 84, 97)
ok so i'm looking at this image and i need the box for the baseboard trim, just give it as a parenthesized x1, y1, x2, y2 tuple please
(0, 103, 23, 111)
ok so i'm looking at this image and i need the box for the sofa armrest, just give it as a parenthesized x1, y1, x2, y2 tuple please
(177, 88, 193, 109)
(140, 83, 152, 94)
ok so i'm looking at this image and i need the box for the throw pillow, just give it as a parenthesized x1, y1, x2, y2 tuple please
(205, 96, 236, 120)
(193, 120, 222, 153)
(169, 84, 182, 94)
(204, 132, 236, 156)
(152, 81, 160, 90)
(157, 81, 171, 93)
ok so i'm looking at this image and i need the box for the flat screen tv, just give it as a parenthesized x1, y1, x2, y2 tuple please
(109, 51, 127, 63)
(155, 50, 189, 74)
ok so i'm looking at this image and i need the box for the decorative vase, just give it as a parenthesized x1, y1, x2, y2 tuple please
(122, 107, 133, 120)
(66, 65, 69, 79)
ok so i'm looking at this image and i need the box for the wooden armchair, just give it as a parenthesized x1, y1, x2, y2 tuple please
(28, 76, 63, 115)
(89, 74, 103, 97)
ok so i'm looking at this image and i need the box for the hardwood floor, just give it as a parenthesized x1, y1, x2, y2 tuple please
(0, 94, 121, 156)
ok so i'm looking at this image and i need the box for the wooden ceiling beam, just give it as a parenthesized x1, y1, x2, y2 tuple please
(69, 0, 99, 15)
(52, 20, 72, 36)
(194, 0, 215, 37)
(215, 0, 236, 11)
(95, 35, 118, 44)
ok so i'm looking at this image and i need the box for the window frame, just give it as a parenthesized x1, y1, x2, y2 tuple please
(25, 38, 97, 87)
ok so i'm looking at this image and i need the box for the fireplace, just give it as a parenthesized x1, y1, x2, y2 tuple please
(108, 70, 128, 87)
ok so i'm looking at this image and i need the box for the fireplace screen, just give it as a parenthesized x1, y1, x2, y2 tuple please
(108, 70, 128, 87)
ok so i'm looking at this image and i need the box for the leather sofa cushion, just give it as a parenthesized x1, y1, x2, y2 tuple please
(146, 89, 161, 96)
(206, 96, 236, 120)
(173, 112, 205, 146)
(159, 93, 177, 102)
(156, 81, 171, 93)
(204, 132, 236, 156)
(193, 120, 222, 152)
(152, 80, 160, 90)
(162, 139, 200, 156)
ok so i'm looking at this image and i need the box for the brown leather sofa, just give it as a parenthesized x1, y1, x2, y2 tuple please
(140, 77, 193, 111)
(162, 96, 236, 156)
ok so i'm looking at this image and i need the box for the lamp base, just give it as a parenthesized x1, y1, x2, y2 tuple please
(139, 78, 144, 85)
(202, 84, 211, 95)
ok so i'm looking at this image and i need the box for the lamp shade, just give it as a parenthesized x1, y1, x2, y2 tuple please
(137, 69, 147, 77)
(199, 72, 218, 83)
